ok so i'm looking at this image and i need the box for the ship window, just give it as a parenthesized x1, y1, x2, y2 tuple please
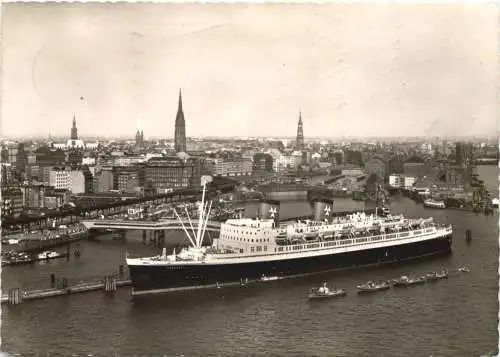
(264, 246, 267, 251)
(251, 247, 255, 252)
(252, 239, 254, 243)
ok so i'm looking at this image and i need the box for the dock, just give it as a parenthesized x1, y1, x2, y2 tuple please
(2, 276, 131, 305)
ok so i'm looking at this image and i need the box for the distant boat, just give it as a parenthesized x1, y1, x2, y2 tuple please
(261, 274, 279, 282)
(392, 275, 426, 287)
(37, 251, 63, 260)
(458, 266, 471, 273)
(356, 280, 391, 293)
(491, 198, 499, 208)
(425, 270, 449, 281)
(423, 199, 446, 209)
(308, 282, 346, 300)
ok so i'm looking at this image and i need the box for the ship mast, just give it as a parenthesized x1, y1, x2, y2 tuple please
(173, 182, 212, 249)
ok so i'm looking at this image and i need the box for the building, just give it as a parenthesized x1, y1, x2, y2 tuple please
(364, 157, 387, 182)
(69, 169, 85, 194)
(273, 154, 300, 172)
(174, 90, 187, 153)
(94, 167, 114, 193)
(214, 157, 252, 177)
(1, 186, 24, 217)
(142, 155, 202, 191)
(82, 165, 94, 193)
(49, 168, 71, 190)
(113, 166, 140, 193)
(295, 111, 304, 151)
(388, 174, 404, 188)
(404, 176, 416, 189)
(21, 181, 46, 209)
(252, 153, 274, 173)
(44, 188, 70, 209)
(48, 167, 85, 193)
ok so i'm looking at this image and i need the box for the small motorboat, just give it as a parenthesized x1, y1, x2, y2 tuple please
(426, 270, 449, 281)
(37, 251, 63, 260)
(392, 275, 426, 287)
(308, 282, 346, 300)
(356, 280, 391, 293)
(261, 274, 279, 282)
(458, 266, 471, 273)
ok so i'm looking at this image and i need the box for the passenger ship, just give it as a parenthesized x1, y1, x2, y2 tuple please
(127, 184, 453, 296)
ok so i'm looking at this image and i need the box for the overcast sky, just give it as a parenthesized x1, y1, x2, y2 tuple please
(1, 3, 498, 139)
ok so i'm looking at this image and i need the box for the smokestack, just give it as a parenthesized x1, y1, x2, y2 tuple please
(311, 198, 334, 222)
(259, 199, 280, 227)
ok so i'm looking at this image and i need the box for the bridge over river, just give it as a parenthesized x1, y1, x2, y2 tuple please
(81, 219, 222, 233)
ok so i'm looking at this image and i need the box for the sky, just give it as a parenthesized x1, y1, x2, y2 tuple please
(1, 2, 498, 139)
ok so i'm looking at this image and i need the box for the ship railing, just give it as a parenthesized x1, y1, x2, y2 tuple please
(210, 228, 447, 260)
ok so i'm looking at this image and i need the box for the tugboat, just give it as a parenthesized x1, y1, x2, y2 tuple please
(308, 281, 346, 300)
(425, 270, 449, 281)
(458, 266, 471, 273)
(392, 275, 426, 287)
(356, 280, 391, 293)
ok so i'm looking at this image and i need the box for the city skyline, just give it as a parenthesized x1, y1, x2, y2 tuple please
(1, 3, 497, 139)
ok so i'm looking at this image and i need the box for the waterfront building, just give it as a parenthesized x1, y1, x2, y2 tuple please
(389, 174, 405, 188)
(174, 90, 187, 153)
(142, 155, 202, 191)
(113, 166, 140, 193)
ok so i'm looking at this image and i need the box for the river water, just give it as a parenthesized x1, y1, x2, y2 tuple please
(1, 166, 498, 356)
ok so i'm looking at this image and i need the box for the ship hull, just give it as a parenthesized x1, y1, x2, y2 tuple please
(128, 234, 452, 296)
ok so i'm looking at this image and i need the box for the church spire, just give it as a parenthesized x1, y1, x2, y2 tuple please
(71, 113, 78, 140)
(178, 89, 183, 112)
(295, 110, 304, 151)
(174, 88, 186, 152)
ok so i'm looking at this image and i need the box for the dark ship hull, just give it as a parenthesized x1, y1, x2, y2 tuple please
(128, 234, 452, 296)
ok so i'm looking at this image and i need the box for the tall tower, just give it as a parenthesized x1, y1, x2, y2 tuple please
(71, 114, 78, 140)
(174, 89, 187, 153)
(295, 111, 304, 151)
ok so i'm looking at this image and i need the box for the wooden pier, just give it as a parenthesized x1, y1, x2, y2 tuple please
(2, 276, 131, 305)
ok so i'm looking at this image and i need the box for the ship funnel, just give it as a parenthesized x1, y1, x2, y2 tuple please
(259, 199, 281, 227)
(311, 198, 334, 222)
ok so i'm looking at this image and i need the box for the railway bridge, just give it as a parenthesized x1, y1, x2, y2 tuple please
(81, 219, 222, 233)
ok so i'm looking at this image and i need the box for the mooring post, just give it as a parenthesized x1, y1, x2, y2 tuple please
(74, 243, 81, 258)
(8, 288, 23, 305)
(104, 276, 117, 293)
(118, 265, 124, 277)
(50, 273, 56, 289)
(466, 229, 472, 243)
(142, 230, 147, 244)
